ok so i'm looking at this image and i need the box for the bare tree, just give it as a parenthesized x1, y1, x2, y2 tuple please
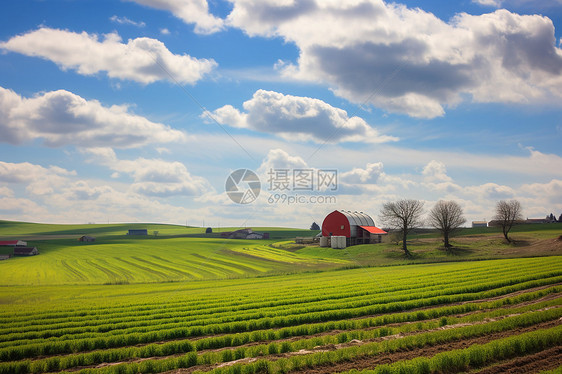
(380, 199, 424, 257)
(428, 200, 466, 249)
(494, 200, 523, 243)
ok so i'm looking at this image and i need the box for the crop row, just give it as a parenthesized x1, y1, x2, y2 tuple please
(1, 257, 556, 326)
(1, 286, 559, 370)
(343, 326, 562, 374)
(2, 274, 560, 361)
(2, 269, 560, 348)
(20, 306, 559, 374)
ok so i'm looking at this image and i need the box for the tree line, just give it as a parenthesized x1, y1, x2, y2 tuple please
(380, 199, 524, 257)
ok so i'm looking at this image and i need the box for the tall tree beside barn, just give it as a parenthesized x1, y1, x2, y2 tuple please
(428, 200, 466, 249)
(494, 200, 523, 243)
(379, 199, 424, 257)
(310, 222, 320, 230)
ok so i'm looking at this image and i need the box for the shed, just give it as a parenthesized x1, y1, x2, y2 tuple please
(13, 247, 39, 256)
(78, 235, 96, 242)
(471, 221, 488, 228)
(321, 210, 387, 246)
(127, 229, 148, 236)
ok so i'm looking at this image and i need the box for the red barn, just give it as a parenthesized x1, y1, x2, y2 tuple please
(321, 210, 387, 246)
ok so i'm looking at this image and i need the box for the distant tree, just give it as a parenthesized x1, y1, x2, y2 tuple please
(380, 199, 424, 257)
(428, 200, 466, 249)
(494, 200, 523, 243)
(310, 222, 320, 231)
(559, 213, 562, 223)
(205, 227, 213, 234)
(549, 213, 556, 222)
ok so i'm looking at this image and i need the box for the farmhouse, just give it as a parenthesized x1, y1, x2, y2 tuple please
(127, 229, 148, 236)
(13, 247, 39, 256)
(321, 210, 387, 248)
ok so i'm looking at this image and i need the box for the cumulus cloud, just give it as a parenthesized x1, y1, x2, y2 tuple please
(520, 179, 562, 204)
(422, 160, 453, 183)
(209, 89, 397, 143)
(341, 162, 384, 184)
(0, 86, 187, 148)
(0, 161, 76, 196)
(227, 1, 562, 118)
(0, 27, 217, 84)
(257, 148, 309, 174)
(126, 0, 224, 34)
(82, 148, 212, 197)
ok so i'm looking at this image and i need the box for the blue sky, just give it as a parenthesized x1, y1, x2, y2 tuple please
(0, 0, 561, 228)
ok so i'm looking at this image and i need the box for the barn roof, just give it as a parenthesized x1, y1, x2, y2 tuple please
(0, 240, 27, 246)
(359, 226, 387, 234)
(337, 210, 375, 226)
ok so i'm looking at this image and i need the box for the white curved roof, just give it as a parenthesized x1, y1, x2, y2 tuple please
(338, 210, 375, 226)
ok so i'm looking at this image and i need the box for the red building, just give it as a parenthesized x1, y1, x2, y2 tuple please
(321, 210, 387, 246)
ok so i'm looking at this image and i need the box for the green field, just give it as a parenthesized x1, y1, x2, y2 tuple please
(1, 221, 561, 373)
(0, 221, 340, 285)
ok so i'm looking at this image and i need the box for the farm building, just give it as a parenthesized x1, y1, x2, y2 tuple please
(321, 210, 387, 247)
(78, 235, 96, 242)
(0, 240, 27, 247)
(127, 229, 148, 236)
(220, 229, 269, 239)
(472, 221, 488, 228)
(13, 247, 39, 256)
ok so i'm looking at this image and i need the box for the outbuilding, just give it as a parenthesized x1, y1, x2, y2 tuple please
(127, 229, 148, 236)
(321, 210, 387, 247)
(13, 247, 39, 256)
(78, 235, 96, 242)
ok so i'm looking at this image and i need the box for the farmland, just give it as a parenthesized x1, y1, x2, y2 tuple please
(0, 221, 561, 373)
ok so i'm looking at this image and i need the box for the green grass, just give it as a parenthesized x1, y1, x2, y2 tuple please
(0, 221, 345, 286)
(1, 220, 561, 285)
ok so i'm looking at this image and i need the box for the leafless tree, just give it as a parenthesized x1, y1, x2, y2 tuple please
(380, 199, 424, 257)
(494, 200, 523, 243)
(428, 200, 466, 248)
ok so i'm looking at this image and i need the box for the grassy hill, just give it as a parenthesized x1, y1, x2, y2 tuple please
(0, 220, 561, 286)
(0, 221, 340, 286)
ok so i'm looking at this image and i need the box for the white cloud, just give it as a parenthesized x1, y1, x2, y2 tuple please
(227, 1, 562, 118)
(422, 160, 452, 183)
(209, 89, 398, 143)
(126, 0, 224, 34)
(160, 28, 171, 35)
(341, 162, 384, 184)
(0, 86, 187, 148)
(109, 15, 146, 27)
(0, 161, 76, 196)
(0, 27, 217, 84)
(257, 148, 309, 175)
(82, 148, 213, 197)
(520, 179, 562, 204)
